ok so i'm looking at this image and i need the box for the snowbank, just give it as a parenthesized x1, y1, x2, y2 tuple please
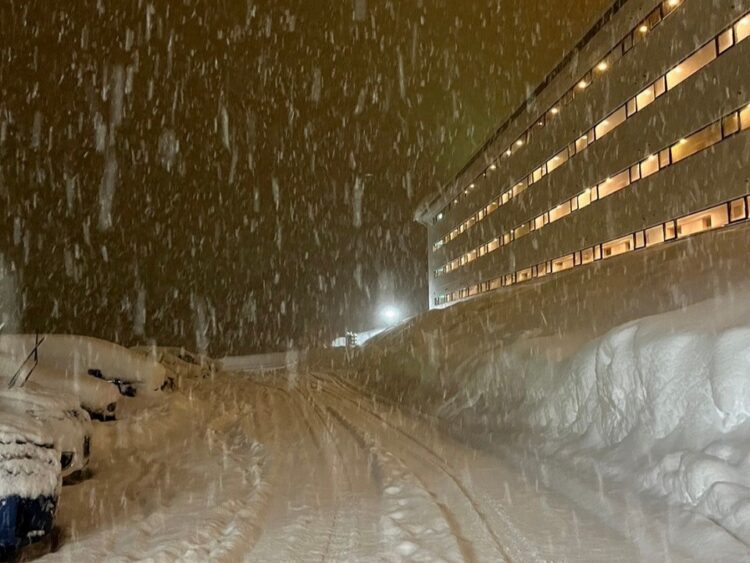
(0, 334, 166, 394)
(342, 289, 750, 545)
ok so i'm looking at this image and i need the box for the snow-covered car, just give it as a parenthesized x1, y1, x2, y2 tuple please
(0, 382, 92, 482)
(0, 353, 120, 421)
(0, 334, 166, 397)
(133, 346, 217, 380)
(0, 412, 60, 558)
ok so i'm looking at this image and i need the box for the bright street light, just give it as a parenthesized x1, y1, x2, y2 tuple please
(380, 305, 401, 325)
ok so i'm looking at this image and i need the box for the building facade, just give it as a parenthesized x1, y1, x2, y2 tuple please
(415, 0, 750, 308)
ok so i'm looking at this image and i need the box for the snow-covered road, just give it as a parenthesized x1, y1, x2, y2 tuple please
(43, 369, 715, 561)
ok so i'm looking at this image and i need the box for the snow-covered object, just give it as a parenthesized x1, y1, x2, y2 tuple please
(0, 334, 166, 395)
(132, 346, 218, 379)
(0, 412, 60, 500)
(0, 383, 91, 480)
(0, 353, 119, 419)
(349, 290, 750, 545)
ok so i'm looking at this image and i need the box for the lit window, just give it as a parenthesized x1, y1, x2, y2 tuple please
(578, 188, 595, 209)
(514, 223, 531, 240)
(517, 268, 533, 282)
(636, 85, 656, 111)
(741, 105, 750, 130)
(595, 106, 626, 139)
(581, 247, 595, 264)
(602, 234, 634, 258)
(641, 154, 659, 178)
(730, 198, 747, 222)
(666, 43, 716, 90)
(654, 76, 666, 97)
(546, 148, 569, 173)
(552, 254, 574, 272)
(534, 214, 546, 230)
(718, 29, 734, 53)
(626, 98, 637, 117)
(736, 16, 750, 43)
(645, 225, 665, 247)
(549, 200, 572, 223)
(676, 204, 728, 237)
(670, 122, 721, 163)
(597, 169, 630, 199)
(575, 134, 589, 153)
(487, 239, 500, 253)
(503, 232, 512, 245)
(532, 165, 546, 184)
(512, 180, 528, 198)
(635, 231, 646, 249)
(723, 112, 740, 136)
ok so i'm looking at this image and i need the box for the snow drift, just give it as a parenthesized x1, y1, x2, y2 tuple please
(342, 289, 750, 545)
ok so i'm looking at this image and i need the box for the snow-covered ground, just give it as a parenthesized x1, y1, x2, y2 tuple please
(35, 361, 748, 561)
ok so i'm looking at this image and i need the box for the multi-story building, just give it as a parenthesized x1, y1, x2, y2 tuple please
(415, 0, 750, 308)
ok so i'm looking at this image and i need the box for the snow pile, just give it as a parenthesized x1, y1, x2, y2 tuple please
(0, 334, 166, 394)
(348, 290, 750, 545)
(0, 413, 60, 499)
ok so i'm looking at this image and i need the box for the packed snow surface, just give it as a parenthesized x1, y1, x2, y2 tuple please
(34, 362, 748, 561)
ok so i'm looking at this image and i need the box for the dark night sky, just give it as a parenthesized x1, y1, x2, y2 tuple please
(0, 0, 611, 355)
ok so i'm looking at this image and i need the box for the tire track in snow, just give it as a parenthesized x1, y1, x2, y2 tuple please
(309, 371, 529, 561)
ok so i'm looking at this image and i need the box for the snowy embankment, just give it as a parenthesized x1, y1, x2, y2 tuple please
(343, 289, 750, 547)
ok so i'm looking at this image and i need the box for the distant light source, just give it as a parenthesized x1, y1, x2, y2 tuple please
(741, 16, 750, 25)
(679, 138, 688, 144)
(505, 149, 512, 156)
(380, 306, 401, 325)
(596, 61, 609, 72)
(489, 163, 497, 171)
(515, 139, 524, 147)
(550, 107, 559, 115)
(469, 183, 476, 189)
(639, 24, 649, 33)
(577, 80, 589, 90)
(437, 212, 444, 220)
(668, 0, 680, 6)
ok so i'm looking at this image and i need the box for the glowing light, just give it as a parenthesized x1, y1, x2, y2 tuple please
(668, 0, 679, 6)
(505, 149, 512, 156)
(648, 154, 657, 161)
(679, 138, 688, 144)
(515, 139, 524, 147)
(437, 212, 444, 220)
(380, 306, 401, 324)
(470, 183, 476, 189)
(577, 80, 589, 90)
(639, 24, 649, 33)
(741, 16, 750, 25)
(596, 61, 609, 72)
(550, 107, 559, 115)
(489, 163, 497, 171)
